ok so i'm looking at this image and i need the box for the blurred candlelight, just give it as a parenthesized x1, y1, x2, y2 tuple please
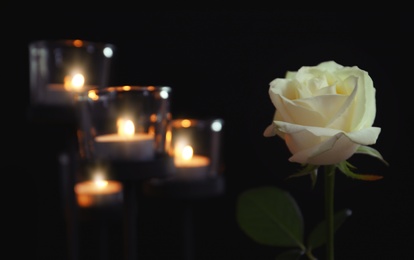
(94, 118, 155, 161)
(117, 118, 135, 138)
(75, 172, 123, 208)
(174, 144, 210, 179)
(64, 72, 85, 91)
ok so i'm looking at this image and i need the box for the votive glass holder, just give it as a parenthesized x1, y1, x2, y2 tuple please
(76, 86, 172, 163)
(168, 118, 224, 180)
(29, 39, 116, 107)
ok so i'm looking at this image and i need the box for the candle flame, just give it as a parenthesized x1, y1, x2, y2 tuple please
(181, 145, 193, 161)
(92, 171, 108, 188)
(117, 118, 135, 138)
(64, 73, 85, 91)
(94, 179, 108, 188)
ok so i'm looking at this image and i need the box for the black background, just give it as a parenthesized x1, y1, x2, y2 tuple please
(18, 11, 414, 259)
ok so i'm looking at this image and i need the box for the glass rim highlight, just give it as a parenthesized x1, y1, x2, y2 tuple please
(29, 39, 116, 50)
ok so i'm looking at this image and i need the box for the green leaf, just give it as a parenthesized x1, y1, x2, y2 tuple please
(236, 186, 305, 248)
(337, 161, 383, 181)
(275, 249, 304, 260)
(307, 208, 352, 251)
(355, 145, 389, 166)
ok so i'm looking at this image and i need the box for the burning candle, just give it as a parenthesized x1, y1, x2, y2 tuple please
(174, 144, 210, 179)
(46, 72, 95, 105)
(94, 118, 155, 161)
(74, 174, 123, 208)
(48, 72, 86, 91)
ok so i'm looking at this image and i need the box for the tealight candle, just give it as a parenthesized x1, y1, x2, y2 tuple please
(174, 145, 210, 179)
(74, 178, 123, 208)
(94, 118, 155, 161)
(46, 72, 95, 105)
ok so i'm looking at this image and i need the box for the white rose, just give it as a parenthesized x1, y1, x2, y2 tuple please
(263, 61, 381, 165)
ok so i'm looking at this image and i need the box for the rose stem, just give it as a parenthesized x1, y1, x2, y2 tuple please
(324, 164, 336, 260)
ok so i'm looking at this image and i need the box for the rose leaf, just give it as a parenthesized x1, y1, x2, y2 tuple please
(236, 186, 304, 248)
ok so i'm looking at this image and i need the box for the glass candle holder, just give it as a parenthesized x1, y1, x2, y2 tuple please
(76, 86, 172, 163)
(168, 118, 224, 180)
(29, 39, 116, 107)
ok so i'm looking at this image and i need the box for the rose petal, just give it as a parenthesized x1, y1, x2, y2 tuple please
(288, 132, 360, 165)
(274, 121, 381, 165)
(345, 127, 381, 145)
(269, 81, 327, 127)
(263, 123, 276, 137)
(336, 67, 376, 130)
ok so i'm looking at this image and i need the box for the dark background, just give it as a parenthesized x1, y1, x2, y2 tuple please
(19, 11, 413, 259)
